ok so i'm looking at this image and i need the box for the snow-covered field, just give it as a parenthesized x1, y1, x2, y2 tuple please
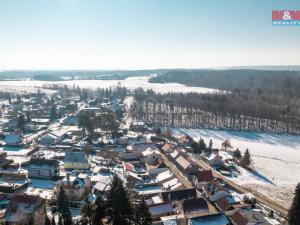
(0, 76, 218, 94)
(172, 128, 300, 208)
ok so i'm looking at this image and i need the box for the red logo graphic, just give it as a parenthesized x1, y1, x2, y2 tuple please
(272, 10, 300, 20)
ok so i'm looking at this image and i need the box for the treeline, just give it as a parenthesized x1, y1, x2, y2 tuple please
(131, 90, 300, 134)
(33, 74, 64, 81)
(149, 69, 300, 96)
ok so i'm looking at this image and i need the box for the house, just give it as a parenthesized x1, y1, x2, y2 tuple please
(55, 173, 91, 202)
(181, 198, 209, 216)
(4, 195, 46, 225)
(203, 152, 223, 168)
(39, 133, 59, 145)
(64, 151, 89, 170)
(4, 133, 23, 146)
(0, 173, 28, 194)
(63, 115, 78, 126)
(215, 197, 234, 212)
(192, 170, 214, 189)
(31, 118, 50, 125)
(203, 181, 229, 203)
(26, 158, 59, 179)
(7, 120, 18, 130)
(188, 213, 229, 225)
(141, 148, 162, 165)
(228, 210, 272, 225)
(131, 142, 156, 152)
(161, 143, 174, 154)
(130, 121, 147, 132)
(146, 162, 168, 175)
(162, 178, 183, 191)
(40, 129, 68, 145)
(155, 170, 174, 184)
(175, 156, 198, 175)
(148, 202, 174, 220)
(161, 188, 197, 203)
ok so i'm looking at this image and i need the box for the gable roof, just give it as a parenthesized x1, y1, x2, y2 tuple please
(28, 158, 59, 167)
(148, 202, 173, 216)
(182, 197, 209, 214)
(229, 211, 248, 225)
(64, 151, 88, 164)
(190, 213, 229, 225)
(216, 197, 233, 212)
(195, 170, 214, 183)
(161, 188, 197, 202)
(175, 156, 190, 170)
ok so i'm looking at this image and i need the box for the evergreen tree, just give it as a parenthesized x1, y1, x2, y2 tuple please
(17, 114, 26, 130)
(93, 195, 105, 225)
(50, 105, 58, 121)
(233, 148, 242, 158)
(191, 141, 199, 153)
(81, 195, 93, 225)
(134, 198, 152, 225)
(199, 138, 207, 150)
(288, 183, 300, 225)
(58, 217, 63, 225)
(45, 214, 51, 225)
(26, 111, 31, 122)
(51, 217, 56, 225)
(209, 139, 213, 149)
(106, 175, 133, 225)
(56, 186, 71, 225)
(65, 216, 73, 225)
(78, 111, 94, 134)
(240, 149, 252, 168)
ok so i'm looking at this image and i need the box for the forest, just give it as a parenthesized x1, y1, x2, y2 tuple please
(149, 69, 300, 96)
(131, 87, 300, 134)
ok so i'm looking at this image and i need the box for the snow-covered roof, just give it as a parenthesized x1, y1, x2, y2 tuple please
(156, 170, 173, 183)
(64, 152, 88, 164)
(162, 178, 179, 190)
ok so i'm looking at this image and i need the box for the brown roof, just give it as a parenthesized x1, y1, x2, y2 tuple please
(182, 198, 209, 214)
(161, 143, 173, 152)
(28, 158, 59, 167)
(230, 211, 248, 225)
(195, 170, 214, 183)
(216, 197, 233, 212)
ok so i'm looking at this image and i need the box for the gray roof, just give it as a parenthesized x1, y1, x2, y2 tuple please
(64, 151, 88, 163)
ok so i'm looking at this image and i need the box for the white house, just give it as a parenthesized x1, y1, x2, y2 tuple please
(192, 170, 214, 189)
(40, 129, 68, 145)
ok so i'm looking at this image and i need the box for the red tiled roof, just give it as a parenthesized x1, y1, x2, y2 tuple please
(122, 162, 135, 171)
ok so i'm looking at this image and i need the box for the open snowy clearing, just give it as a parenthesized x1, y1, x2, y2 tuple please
(171, 128, 300, 208)
(0, 76, 218, 94)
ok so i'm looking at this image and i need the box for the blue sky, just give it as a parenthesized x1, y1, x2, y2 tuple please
(0, 0, 299, 70)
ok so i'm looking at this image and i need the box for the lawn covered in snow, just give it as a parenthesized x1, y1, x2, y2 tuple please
(171, 128, 300, 207)
(0, 76, 218, 94)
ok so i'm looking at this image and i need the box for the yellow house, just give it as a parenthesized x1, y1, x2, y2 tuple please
(64, 151, 89, 170)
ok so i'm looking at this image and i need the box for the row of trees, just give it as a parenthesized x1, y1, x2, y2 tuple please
(52, 175, 152, 225)
(132, 91, 300, 134)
